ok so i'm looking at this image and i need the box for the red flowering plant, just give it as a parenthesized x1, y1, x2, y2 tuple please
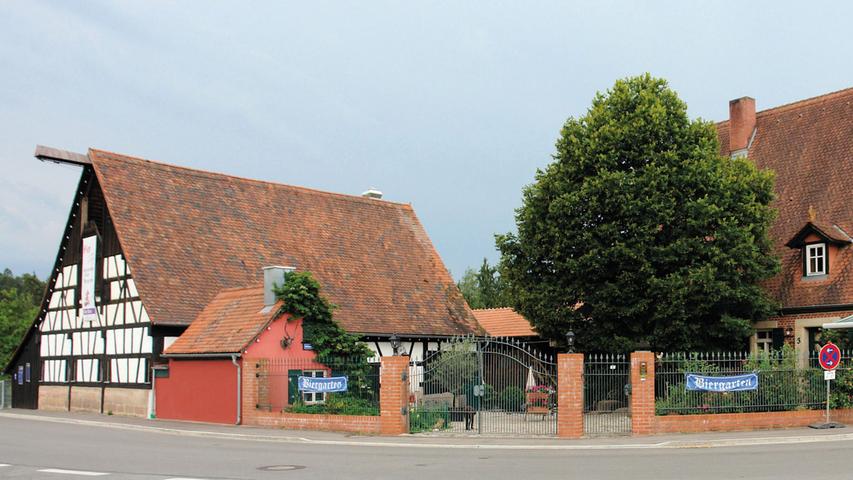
(525, 385, 555, 409)
(525, 384, 555, 395)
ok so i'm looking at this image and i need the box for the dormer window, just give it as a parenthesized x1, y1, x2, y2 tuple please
(805, 243, 826, 276)
(786, 221, 852, 279)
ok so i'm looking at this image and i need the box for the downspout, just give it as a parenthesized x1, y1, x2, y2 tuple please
(231, 354, 241, 425)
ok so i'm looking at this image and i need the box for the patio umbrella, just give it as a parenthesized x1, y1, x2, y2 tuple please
(525, 366, 536, 391)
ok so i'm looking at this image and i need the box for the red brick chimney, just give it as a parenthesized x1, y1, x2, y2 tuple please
(728, 96, 756, 155)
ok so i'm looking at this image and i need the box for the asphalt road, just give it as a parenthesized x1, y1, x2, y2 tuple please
(0, 416, 850, 480)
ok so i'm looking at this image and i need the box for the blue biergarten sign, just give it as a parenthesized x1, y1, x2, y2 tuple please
(298, 376, 348, 393)
(685, 373, 758, 392)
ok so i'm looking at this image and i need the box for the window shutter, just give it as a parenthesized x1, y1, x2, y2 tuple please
(771, 328, 785, 350)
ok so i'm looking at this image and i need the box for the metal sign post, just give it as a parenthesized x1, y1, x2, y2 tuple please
(811, 342, 845, 429)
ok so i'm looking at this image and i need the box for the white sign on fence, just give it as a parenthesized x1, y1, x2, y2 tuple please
(824, 370, 836, 381)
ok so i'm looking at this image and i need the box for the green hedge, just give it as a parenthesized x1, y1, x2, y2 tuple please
(286, 393, 379, 416)
(409, 405, 451, 433)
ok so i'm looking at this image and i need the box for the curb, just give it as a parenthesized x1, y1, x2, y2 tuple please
(2, 412, 852, 450)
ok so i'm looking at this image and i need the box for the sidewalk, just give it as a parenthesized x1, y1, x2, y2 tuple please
(1, 408, 851, 450)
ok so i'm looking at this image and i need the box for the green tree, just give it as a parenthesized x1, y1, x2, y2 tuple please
(497, 74, 779, 352)
(1, 269, 45, 369)
(456, 268, 483, 309)
(456, 258, 509, 309)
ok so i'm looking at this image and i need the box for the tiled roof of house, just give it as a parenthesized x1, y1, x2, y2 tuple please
(165, 287, 277, 355)
(472, 307, 536, 337)
(89, 149, 481, 336)
(716, 87, 853, 309)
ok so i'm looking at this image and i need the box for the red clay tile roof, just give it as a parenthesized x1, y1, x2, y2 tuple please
(472, 307, 537, 337)
(89, 149, 481, 337)
(716, 87, 853, 309)
(785, 221, 853, 248)
(165, 287, 277, 355)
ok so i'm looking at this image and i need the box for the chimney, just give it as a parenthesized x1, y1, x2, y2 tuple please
(263, 265, 295, 307)
(728, 96, 756, 157)
(361, 188, 383, 199)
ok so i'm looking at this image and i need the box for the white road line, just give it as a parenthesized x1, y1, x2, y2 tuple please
(0, 463, 11, 467)
(37, 468, 110, 476)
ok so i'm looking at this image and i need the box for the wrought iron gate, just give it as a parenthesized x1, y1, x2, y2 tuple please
(408, 335, 557, 436)
(583, 354, 632, 435)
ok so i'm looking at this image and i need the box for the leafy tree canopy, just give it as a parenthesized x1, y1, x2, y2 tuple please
(497, 74, 779, 352)
(1, 269, 45, 369)
(456, 258, 509, 309)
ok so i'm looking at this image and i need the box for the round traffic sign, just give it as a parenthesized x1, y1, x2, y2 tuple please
(818, 342, 841, 371)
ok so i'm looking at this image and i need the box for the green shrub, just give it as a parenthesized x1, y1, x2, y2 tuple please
(409, 405, 450, 433)
(286, 393, 379, 416)
(499, 386, 525, 412)
(462, 383, 497, 410)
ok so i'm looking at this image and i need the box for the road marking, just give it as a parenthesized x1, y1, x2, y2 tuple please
(0, 463, 11, 467)
(38, 468, 110, 476)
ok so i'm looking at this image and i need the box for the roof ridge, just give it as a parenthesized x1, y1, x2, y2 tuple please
(88, 148, 413, 210)
(717, 86, 853, 125)
(473, 307, 515, 312)
(756, 86, 853, 118)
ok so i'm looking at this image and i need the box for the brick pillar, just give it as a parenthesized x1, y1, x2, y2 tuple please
(380, 355, 409, 435)
(241, 360, 259, 425)
(557, 353, 584, 438)
(630, 351, 655, 436)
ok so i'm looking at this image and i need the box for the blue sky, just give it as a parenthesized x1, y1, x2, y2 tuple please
(2, 1, 852, 280)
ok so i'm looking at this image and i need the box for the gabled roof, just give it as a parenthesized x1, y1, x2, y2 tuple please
(716, 87, 853, 309)
(88, 149, 480, 337)
(165, 287, 279, 355)
(785, 221, 853, 248)
(472, 307, 536, 337)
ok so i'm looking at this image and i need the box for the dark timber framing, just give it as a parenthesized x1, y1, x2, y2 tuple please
(5, 156, 168, 410)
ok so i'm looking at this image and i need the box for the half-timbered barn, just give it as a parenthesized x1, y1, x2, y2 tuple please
(4, 146, 481, 415)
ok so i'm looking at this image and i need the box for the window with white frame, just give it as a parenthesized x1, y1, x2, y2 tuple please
(302, 370, 326, 404)
(805, 243, 826, 276)
(756, 330, 773, 354)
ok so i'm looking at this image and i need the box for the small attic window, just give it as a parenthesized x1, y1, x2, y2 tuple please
(805, 243, 826, 276)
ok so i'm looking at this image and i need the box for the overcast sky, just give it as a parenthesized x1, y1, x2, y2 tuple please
(2, 1, 852, 281)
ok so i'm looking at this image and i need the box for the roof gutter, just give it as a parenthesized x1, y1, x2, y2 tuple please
(162, 352, 241, 358)
(779, 304, 853, 315)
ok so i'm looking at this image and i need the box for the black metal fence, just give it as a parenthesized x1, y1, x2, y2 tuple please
(408, 336, 558, 436)
(584, 353, 632, 435)
(654, 350, 842, 415)
(254, 356, 380, 416)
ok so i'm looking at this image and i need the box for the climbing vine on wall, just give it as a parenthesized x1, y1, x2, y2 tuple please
(273, 271, 372, 359)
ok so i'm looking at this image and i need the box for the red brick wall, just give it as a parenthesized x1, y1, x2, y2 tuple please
(240, 356, 408, 435)
(630, 351, 655, 435)
(654, 409, 853, 434)
(765, 310, 853, 347)
(557, 353, 583, 438)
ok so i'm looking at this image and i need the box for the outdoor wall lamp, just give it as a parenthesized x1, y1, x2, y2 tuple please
(566, 330, 575, 353)
(785, 327, 794, 337)
(389, 333, 401, 355)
